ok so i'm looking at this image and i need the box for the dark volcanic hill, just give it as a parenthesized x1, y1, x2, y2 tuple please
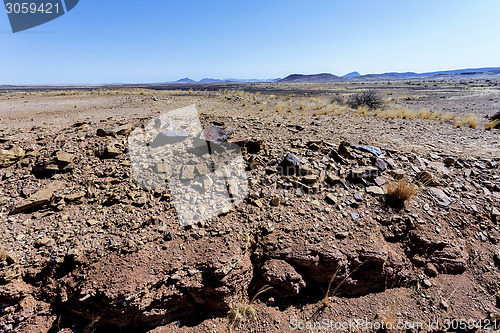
(278, 73, 341, 83)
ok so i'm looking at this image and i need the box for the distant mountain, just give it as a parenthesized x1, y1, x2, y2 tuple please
(199, 78, 223, 83)
(342, 71, 361, 78)
(278, 73, 340, 83)
(175, 78, 196, 83)
(278, 67, 500, 83)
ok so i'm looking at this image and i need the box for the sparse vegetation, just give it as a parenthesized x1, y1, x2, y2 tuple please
(385, 178, 419, 208)
(229, 285, 272, 327)
(457, 114, 479, 128)
(347, 90, 383, 109)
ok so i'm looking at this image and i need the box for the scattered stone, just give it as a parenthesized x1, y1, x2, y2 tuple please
(366, 186, 384, 195)
(325, 193, 337, 205)
(351, 166, 379, 180)
(96, 128, 116, 137)
(374, 177, 387, 186)
(0, 146, 25, 168)
(279, 153, 300, 175)
(492, 207, 500, 223)
(105, 144, 122, 157)
(390, 169, 405, 180)
(150, 131, 189, 148)
(181, 165, 196, 180)
(424, 263, 439, 277)
(35, 237, 54, 248)
(351, 145, 384, 157)
(164, 231, 174, 241)
(443, 157, 455, 166)
(351, 212, 360, 220)
(200, 126, 233, 143)
(428, 188, 451, 207)
(302, 175, 318, 184)
(374, 159, 387, 172)
(55, 151, 74, 164)
(422, 279, 432, 288)
(270, 197, 281, 206)
(65, 191, 85, 202)
(440, 299, 449, 310)
(354, 193, 363, 202)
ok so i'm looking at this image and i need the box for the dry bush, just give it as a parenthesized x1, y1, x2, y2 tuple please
(457, 114, 479, 128)
(348, 90, 383, 109)
(385, 178, 419, 208)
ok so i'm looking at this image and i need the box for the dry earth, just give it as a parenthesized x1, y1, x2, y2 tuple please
(0, 82, 499, 332)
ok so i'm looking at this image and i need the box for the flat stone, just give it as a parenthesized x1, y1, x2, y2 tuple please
(428, 188, 451, 207)
(55, 151, 74, 164)
(270, 197, 281, 206)
(374, 177, 387, 186)
(12, 181, 63, 214)
(65, 191, 85, 202)
(325, 193, 337, 205)
(390, 169, 405, 180)
(351, 145, 384, 157)
(181, 165, 196, 180)
(326, 172, 341, 184)
(105, 144, 122, 157)
(302, 175, 318, 184)
(96, 128, 116, 137)
(428, 162, 450, 175)
(351, 166, 379, 180)
(150, 131, 189, 148)
(200, 126, 233, 143)
(366, 186, 384, 195)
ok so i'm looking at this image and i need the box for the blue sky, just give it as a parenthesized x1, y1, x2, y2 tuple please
(1, 0, 499, 84)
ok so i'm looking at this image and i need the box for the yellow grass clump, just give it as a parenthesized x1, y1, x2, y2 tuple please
(385, 178, 419, 208)
(457, 114, 478, 128)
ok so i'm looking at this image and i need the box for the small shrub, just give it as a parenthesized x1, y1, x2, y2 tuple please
(385, 178, 419, 208)
(347, 90, 383, 109)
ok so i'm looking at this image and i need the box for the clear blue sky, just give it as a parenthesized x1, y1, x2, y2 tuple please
(1, 0, 499, 84)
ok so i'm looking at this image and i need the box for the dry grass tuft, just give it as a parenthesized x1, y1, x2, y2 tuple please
(417, 109, 432, 119)
(322, 263, 363, 307)
(439, 112, 454, 123)
(385, 178, 419, 208)
(229, 285, 272, 327)
(275, 102, 286, 113)
(457, 114, 479, 128)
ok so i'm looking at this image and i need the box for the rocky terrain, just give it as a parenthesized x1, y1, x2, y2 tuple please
(0, 82, 499, 332)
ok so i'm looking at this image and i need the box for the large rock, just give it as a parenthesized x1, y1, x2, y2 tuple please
(12, 181, 63, 214)
(279, 153, 300, 175)
(261, 259, 306, 297)
(407, 230, 467, 274)
(0, 146, 25, 168)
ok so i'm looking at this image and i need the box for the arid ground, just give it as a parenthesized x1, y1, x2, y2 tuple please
(0, 80, 499, 332)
